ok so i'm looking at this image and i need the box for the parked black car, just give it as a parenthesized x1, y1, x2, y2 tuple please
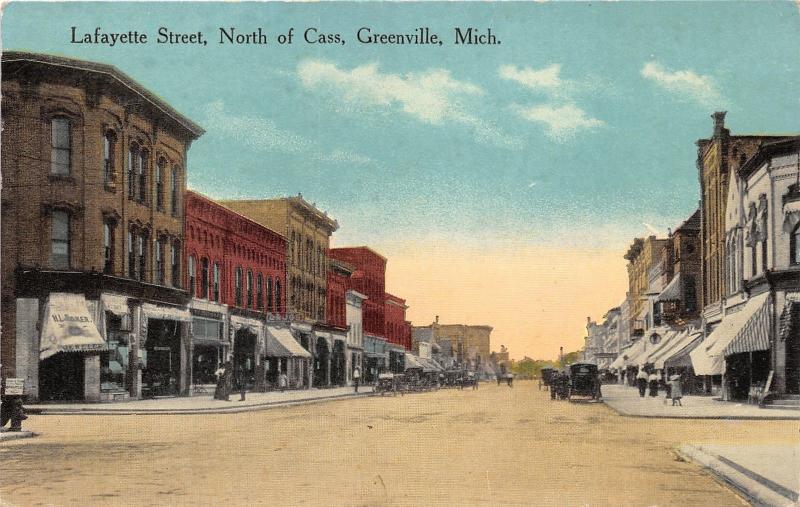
(568, 363, 601, 401)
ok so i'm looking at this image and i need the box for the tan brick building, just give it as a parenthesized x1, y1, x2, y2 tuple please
(1, 52, 203, 401)
(217, 196, 339, 324)
(414, 318, 493, 370)
(624, 236, 668, 335)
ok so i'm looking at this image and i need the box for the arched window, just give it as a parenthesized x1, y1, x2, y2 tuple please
(256, 273, 263, 309)
(267, 277, 273, 313)
(792, 224, 800, 266)
(103, 219, 114, 274)
(51, 117, 71, 175)
(103, 130, 116, 185)
(235, 267, 243, 306)
(247, 270, 254, 308)
(155, 238, 165, 285)
(171, 240, 181, 288)
(213, 262, 220, 301)
(137, 230, 148, 282)
(275, 280, 282, 314)
(156, 158, 166, 210)
(128, 229, 137, 279)
(128, 143, 139, 200)
(201, 258, 209, 298)
(188, 256, 196, 296)
(138, 149, 148, 203)
(171, 166, 180, 216)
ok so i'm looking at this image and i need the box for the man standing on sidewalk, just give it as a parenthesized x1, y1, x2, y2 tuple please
(353, 367, 361, 393)
(636, 367, 648, 398)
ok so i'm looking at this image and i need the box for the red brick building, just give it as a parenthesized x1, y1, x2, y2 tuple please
(326, 258, 352, 329)
(185, 191, 286, 315)
(328, 247, 386, 338)
(385, 293, 412, 350)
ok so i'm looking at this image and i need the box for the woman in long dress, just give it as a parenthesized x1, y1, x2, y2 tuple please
(214, 363, 229, 401)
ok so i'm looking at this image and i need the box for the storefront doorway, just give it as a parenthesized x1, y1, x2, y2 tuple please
(726, 350, 770, 400)
(39, 352, 85, 401)
(143, 319, 182, 397)
(331, 340, 346, 386)
(314, 338, 330, 387)
(233, 328, 257, 389)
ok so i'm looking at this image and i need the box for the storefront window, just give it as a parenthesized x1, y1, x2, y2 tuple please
(101, 314, 129, 393)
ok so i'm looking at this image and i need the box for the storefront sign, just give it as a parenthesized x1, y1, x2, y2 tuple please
(4, 378, 24, 396)
(40, 293, 107, 360)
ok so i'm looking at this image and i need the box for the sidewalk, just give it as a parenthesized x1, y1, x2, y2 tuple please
(601, 384, 800, 420)
(679, 444, 800, 507)
(0, 430, 36, 442)
(24, 386, 374, 415)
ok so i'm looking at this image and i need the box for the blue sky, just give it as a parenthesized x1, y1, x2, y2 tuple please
(4, 2, 800, 357)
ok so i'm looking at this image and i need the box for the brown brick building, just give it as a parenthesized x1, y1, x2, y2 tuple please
(1, 52, 203, 401)
(625, 236, 668, 335)
(655, 209, 701, 326)
(697, 112, 788, 327)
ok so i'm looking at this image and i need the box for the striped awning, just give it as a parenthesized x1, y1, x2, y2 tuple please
(656, 275, 683, 302)
(691, 292, 770, 375)
(722, 294, 771, 356)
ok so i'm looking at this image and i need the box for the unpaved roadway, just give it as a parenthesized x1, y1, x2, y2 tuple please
(1, 381, 796, 506)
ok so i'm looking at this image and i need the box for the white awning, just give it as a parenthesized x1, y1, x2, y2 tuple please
(265, 326, 311, 358)
(691, 292, 770, 375)
(230, 315, 264, 333)
(141, 303, 191, 322)
(101, 294, 129, 316)
(404, 353, 425, 371)
(40, 293, 107, 360)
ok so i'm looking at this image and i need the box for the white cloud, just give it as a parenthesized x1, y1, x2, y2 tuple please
(512, 103, 605, 142)
(500, 63, 605, 141)
(499, 64, 566, 94)
(297, 59, 521, 149)
(641, 62, 726, 108)
(203, 100, 372, 165)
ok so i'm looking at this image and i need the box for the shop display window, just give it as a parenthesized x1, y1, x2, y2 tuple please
(101, 314, 129, 392)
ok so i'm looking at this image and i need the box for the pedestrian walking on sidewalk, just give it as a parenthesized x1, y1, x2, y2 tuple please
(214, 363, 229, 401)
(668, 374, 683, 406)
(648, 371, 659, 397)
(636, 368, 648, 397)
(279, 372, 288, 392)
(353, 367, 361, 393)
(236, 368, 247, 401)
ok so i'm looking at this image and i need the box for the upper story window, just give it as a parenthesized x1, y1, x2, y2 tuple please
(171, 241, 181, 288)
(137, 230, 148, 282)
(171, 166, 180, 216)
(275, 280, 281, 314)
(50, 210, 70, 269)
(128, 143, 139, 200)
(256, 274, 264, 310)
(201, 258, 209, 298)
(137, 149, 148, 203)
(155, 238, 165, 285)
(103, 131, 116, 186)
(247, 270, 254, 308)
(51, 117, 71, 176)
(235, 267, 243, 306)
(128, 230, 136, 279)
(155, 158, 166, 210)
(103, 219, 115, 274)
(213, 262, 220, 302)
(188, 256, 196, 296)
(267, 277, 273, 313)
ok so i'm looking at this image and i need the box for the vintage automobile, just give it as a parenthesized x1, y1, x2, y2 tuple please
(375, 373, 397, 396)
(568, 363, 601, 401)
(550, 371, 570, 400)
(539, 368, 557, 390)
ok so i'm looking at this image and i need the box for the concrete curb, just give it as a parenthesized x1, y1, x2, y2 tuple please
(0, 431, 37, 442)
(678, 444, 798, 507)
(601, 400, 800, 421)
(25, 392, 375, 416)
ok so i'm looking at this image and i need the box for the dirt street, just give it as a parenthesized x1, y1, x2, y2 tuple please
(0, 381, 796, 506)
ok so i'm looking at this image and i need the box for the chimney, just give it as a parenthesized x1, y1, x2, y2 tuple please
(435, 315, 439, 324)
(712, 111, 727, 138)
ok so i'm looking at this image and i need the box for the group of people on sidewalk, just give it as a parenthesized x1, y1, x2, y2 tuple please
(212, 363, 289, 402)
(635, 367, 683, 406)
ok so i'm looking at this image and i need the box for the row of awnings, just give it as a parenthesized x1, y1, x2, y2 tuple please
(610, 292, 773, 376)
(404, 353, 444, 373)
